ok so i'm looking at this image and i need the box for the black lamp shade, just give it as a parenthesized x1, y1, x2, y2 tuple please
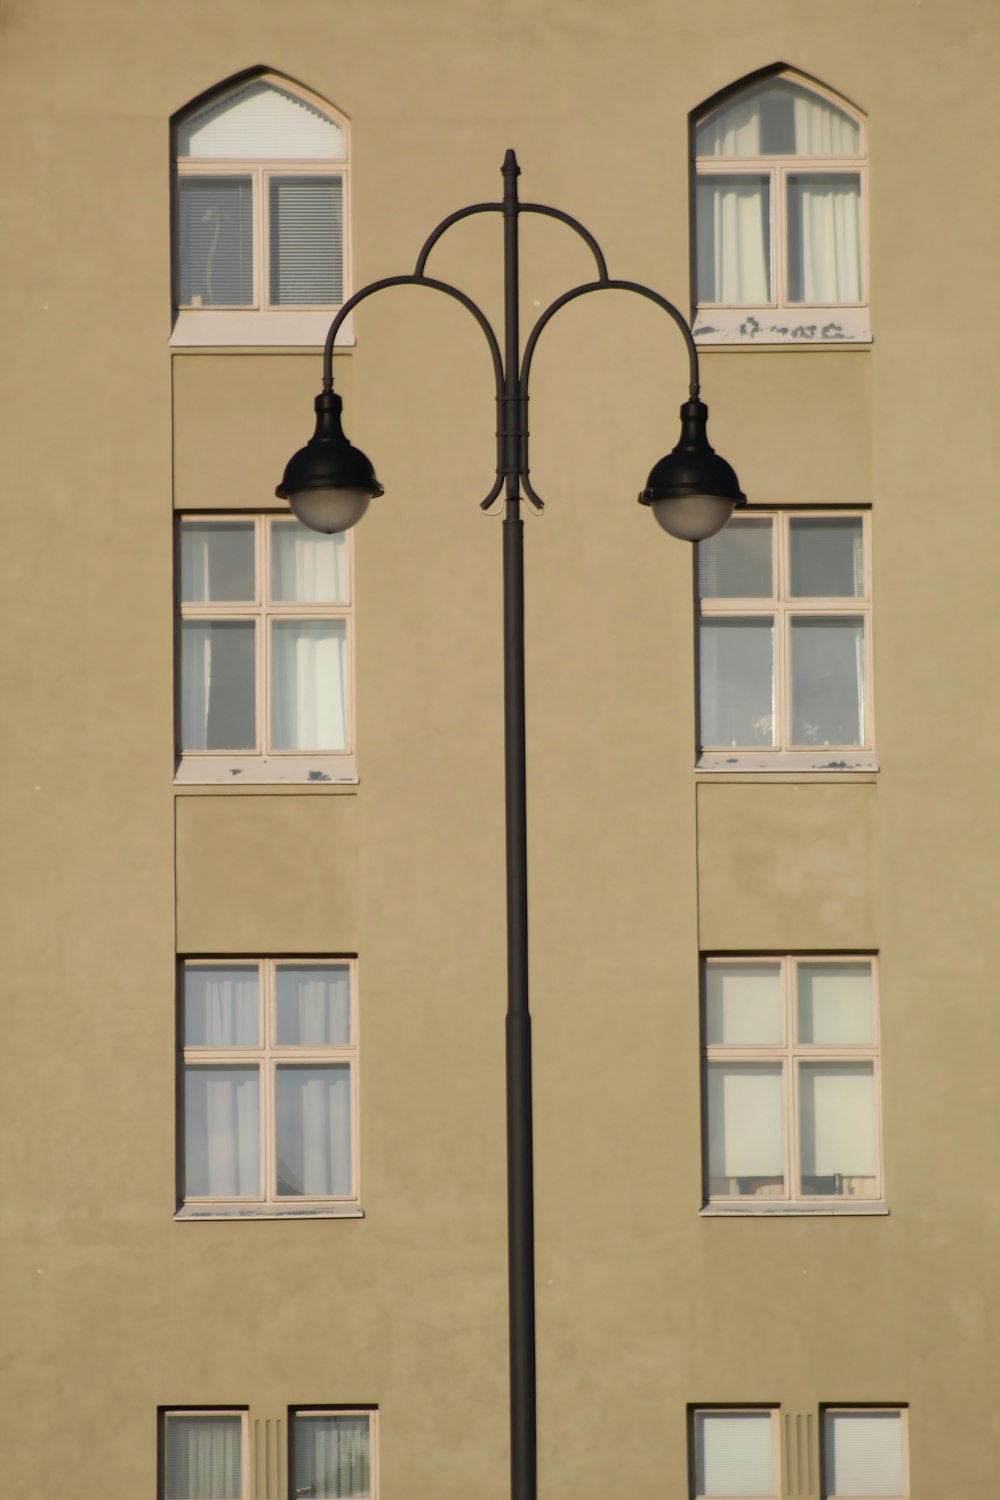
(276, 390, 383, 534)
(638, 399, 745, 541)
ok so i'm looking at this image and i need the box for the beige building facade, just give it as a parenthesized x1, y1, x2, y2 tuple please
(1, 1, 998, 1496)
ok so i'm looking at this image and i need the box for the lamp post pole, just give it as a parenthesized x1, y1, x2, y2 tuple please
(276, 151, 745, 1500)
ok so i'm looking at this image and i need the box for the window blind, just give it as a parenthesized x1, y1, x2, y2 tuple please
(178, 177, 253, 307)
(268, 175, 344, 305)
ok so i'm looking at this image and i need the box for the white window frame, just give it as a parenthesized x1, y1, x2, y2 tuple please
(162, 1409, 249, 1500)
(290, 1408, 378, 1500)
(701, 955, 885, 1215)
(177, 957, 362, 1219)
(171, 74, 353, 347)
(822, 1406, 909, 1499)
(696, 509, 876, 772)
(690, 1406, 780, 1500)
(692, 71, 869, 345)
(175, 513, 358, 785)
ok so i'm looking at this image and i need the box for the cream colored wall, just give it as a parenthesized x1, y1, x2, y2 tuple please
(2, 1, 999, 1497)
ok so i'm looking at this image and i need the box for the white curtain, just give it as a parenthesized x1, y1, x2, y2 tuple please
(294, 1414, 371, 1499)
(824, 1412, 902, 1497)
(271, 620, 347, 750)
(185, 1067, 260, 1197)
(184, 967, 259, 1046)
(796, 963, 873, 1044)
(694, 1412, 774, 1498)
(276, 965, 351, 1045)
(704, 963, 782, 1045)
(270, 522, 347, 602)
(792, 91, 860, 155)
(788, 174, 861, 303)
(275, 1066, 352, 1196)
(696, 177, 769, 304)
(165, 1415, 243, 1500)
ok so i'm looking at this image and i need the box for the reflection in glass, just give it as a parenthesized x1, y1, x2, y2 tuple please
(787, 172, 861, 303)
(270, 520, 348, 602)
(180, 521, 255, 602)
(797, 962, 873, 1044)
(789, 516, 863, 597)
(184, 965, 260, 1046)
(275, 1064, 351, 1196)
(271, 619, 347, 751)
(799, 1062, 876, 1197)
(184, 1066, 260, 1197)
(699, 618, 774, 747)
(705, 963, 783, 1045)
(180, 620, 256, 751)
(698, 516, 773, 598)
(706, 1063, 784, 1197)
(790, 616, 864, 745)
(276, 965, 351, 1045)
(294, 1414, 371, 1499)
(696, 175, 770, 304)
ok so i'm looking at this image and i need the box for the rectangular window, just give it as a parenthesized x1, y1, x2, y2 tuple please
(175, 515, 356, 783)
(178, 959, 359, 1216)
(702, 956, 883, 1209)
(291, 1409, 377, 1499)
(696, 511, 874, 769)
(823, 1408, 907, 1497)
(162, 1410, 248, 1500)
(691, 1408, 778, 1498)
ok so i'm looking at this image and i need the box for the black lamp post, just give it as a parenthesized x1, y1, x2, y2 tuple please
(277, 150, 744, 1500)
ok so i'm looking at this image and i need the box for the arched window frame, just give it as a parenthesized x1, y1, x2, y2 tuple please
(691, 68, 869, 346)
(170, 70, 352, 347)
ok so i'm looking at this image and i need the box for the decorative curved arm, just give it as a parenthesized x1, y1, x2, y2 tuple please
(515, 278, 702, 510)
(322, 274, 506, 510)
(413, 199, 609, 284)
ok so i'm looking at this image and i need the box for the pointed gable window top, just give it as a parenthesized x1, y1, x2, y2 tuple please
(177, 80, 345, 160)
(695, 78, 860, 160)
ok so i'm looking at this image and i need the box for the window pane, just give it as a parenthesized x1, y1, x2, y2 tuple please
(787, 173, 861, 303)
(699, 618, 774, 747)
(180, 621, 256, 751)
(694, 1411, 774, 1497)
(276, 965, 351, 1045)
(706, 1063, 784, 1196)
(178, 177, 253, 307)
(269, 175, 344, 305)
(698, 517, 773, 598)
(270, 520, 348, 602)
(184, 1067, 260, 1197)
(790, 616, 864, 746)
(184, 965, 260, 1047)
(270, 619, 347, 751)
(696, 175, 770, 304)
(799, 1062, 876, 1197)
(294, 1414, 371, 1499)
(696, 80, 860, 158)
(797, 962, 873, 1044)
(165, 1414, 243, 1500)
(180, 522, 256, 602)
(789, 517, 863, 597)
(824, 1411, 903, 1497)
(275, 1064, 352, 1196)
(705, 963, 782, 1044)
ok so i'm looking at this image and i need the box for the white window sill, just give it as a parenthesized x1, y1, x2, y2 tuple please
(696, 751, 878, 773)
(701, 1202, 888, 1217)
(174, 755, 358, 786)
(693, 307, 870, 345)
(170, 309, 355, 348)
(175, 1203, 364, 1221)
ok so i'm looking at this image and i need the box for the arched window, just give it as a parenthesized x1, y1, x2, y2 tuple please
(172, 72, 349, 345)
(691, 70, 868, 344)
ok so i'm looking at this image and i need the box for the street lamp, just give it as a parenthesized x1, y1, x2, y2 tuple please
(277, 150, 745, 1500)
